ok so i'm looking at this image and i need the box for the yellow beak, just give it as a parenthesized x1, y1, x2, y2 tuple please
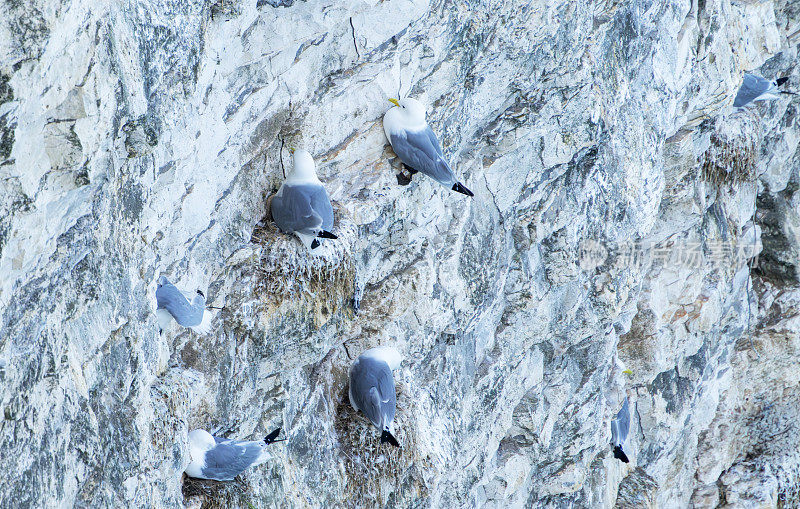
(388, 98, 400, 107)
(288, 147, 295, 154)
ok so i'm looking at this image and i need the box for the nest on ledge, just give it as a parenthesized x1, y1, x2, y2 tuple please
(333, 379, 432, 507)
(699, 114, 760, 188)
(250, 198, 357, 305)
(181, 474, 252, 509)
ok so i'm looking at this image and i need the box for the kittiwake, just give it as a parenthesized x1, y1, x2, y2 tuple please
(271, 148, 337, 250)
(383, 97, 473, 196)
(610, 398, 630, 463)
(185, 428, 284, 481)
(733, 73, 793, 108)
(349, 346, 403, 447)
(155, 276, 213, 335)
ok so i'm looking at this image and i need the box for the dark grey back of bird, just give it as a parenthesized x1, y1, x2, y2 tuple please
(155, 280, 203, 327)
(271, 183, 334, 236)
(201, 437, 263, 481)
(611, 398, 630, 447)
(733, 73, 773, 107)
(349, 356, 396, 430)
(390, 127, 456, 187)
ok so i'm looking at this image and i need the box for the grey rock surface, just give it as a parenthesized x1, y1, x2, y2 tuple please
(2, 0, 800, 507)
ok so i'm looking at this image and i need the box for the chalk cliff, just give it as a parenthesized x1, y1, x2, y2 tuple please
(2, 0, 800, 507)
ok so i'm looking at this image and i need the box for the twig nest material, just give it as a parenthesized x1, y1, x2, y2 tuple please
(699, 113, 760, 188)
(181, 474, 251, 509)
(251, 199, 357, 301)
(333, 380, 432, 507)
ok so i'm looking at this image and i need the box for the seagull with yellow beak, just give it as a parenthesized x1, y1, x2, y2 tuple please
(383, 97, 473, 196)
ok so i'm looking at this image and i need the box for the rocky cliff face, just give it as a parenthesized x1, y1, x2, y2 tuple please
(2, 0, 800, 507)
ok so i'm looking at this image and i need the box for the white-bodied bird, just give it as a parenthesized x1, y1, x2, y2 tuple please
(383, 97, 473, 196)
(155, 276, 213, 335)
(271, 148, 337, 250)
(610, 398, 630, 463)
(349, 346, 403, 447)
(185, 428, 283, 481)
(733, 74, 794, 108)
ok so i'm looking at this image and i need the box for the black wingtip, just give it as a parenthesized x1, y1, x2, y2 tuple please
(613, 445, 629, 463)
(452, 182, 474, 197)
(317, 230, 338, 239)
(776, 76, 790, 87)
(311, 239, 320, 249)
(381, 429, 400, 448)
(264, 427, 282, 444)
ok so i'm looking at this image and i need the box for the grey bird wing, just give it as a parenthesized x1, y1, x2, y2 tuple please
(611, 398, 630, 445)
(734, 74, 772, 107)
(390, 127, 456, 186)
(155, 281, 203, 327)
(271, 184, 333, 235)
(349, 357, 397, 429)
(201, 441, 263, 481)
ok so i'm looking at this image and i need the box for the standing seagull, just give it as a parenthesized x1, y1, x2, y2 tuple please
(185, 428, 284, 481)
(733, 73, 794, 108)
(383, 97, 473, 196)
(610, 398, 631, 463)
(271, 148, 337, 250)
(349, 346, 403, 447)
(156, 276, 213, 335)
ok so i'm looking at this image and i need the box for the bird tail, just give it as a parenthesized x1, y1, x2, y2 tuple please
(264, 427, 284, 444)
(613, 445, 629, 463)
(381, 429, 400, 447)
(317, 230, 338, 239)
(776, 77, 790, 87)
(452, 182, 474, 197)
(190, 310, 213, 335)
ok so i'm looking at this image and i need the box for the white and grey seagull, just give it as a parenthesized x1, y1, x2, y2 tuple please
(185, 428, 284, 481)
(349, 346, 403, 447)
(155, 276, 214, 335)
(610, 397, 630, 463)
(383, 97, 473, 196)
(733, 73, 794, 108)
(271, 148, 337, 251)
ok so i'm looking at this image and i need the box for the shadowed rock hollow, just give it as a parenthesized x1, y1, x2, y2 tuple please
(2, 0, 800, 507)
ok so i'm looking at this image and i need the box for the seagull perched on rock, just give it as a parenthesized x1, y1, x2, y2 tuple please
(383, 97, 473, 196)
(155, 276, 213, 335)
(271, 148, 337, 250)
(611, 398, 631, 463)
(185, 428, 284, 481)
(733, 73, 794, 108)
(349, 346, 403, 447)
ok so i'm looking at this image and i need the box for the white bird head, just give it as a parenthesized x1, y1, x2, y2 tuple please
(362, 346, 403, 371)
(288, 148, 318, 182)
(388, 97, 427, 125)
(188, 429, 215, 458)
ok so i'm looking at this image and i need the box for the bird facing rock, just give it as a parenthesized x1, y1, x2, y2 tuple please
(348, 346, 403, 447)
(271, 148, 338, 251)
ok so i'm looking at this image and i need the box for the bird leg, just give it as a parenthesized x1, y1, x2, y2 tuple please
(396, 164, 417, 186)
